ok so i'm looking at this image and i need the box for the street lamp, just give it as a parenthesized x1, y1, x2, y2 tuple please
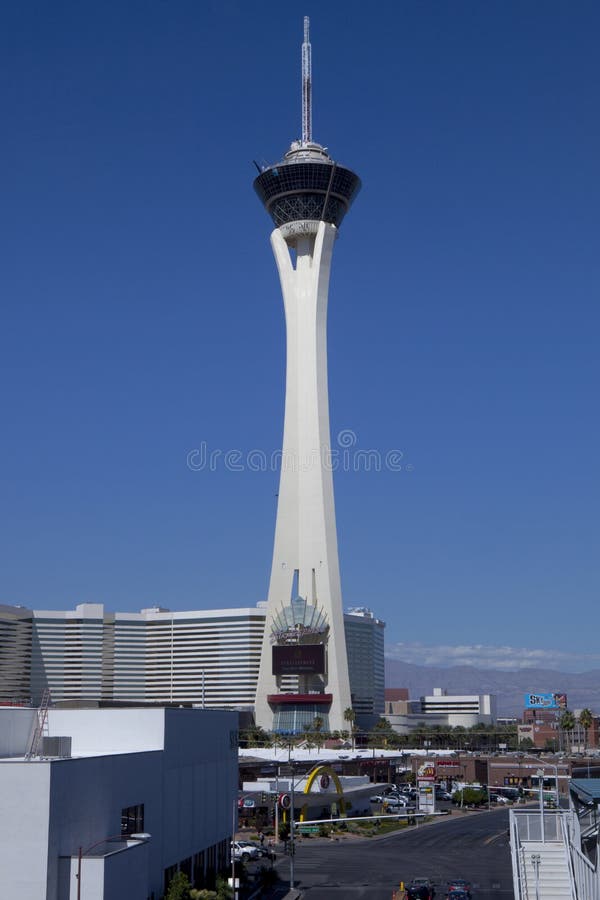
(290, 759, 296, 891)
(546, 762, 560, 807)
(76, 832, 151, 900)
(536, 769, 545, 843)
(285, 744, 308, 892)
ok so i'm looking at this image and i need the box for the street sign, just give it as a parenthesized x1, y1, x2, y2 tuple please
(279, 793, 291, 810)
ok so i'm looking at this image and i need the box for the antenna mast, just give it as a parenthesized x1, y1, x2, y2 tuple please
(301, 16, 312, 145)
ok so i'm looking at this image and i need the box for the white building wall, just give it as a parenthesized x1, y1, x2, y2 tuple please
(0, 708, 238, 900)
(47, 708, 166, 755)
(420, 689, 497, 722)
(47, 752, 161, 899)
(0, 706, 36, 756)
(0, 762, 51, 900)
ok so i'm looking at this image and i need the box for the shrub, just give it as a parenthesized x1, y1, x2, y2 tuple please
(453, 787, 487, 806)
(166, 872, 192, 900)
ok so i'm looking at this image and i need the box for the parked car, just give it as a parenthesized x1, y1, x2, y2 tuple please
(406, 877, 436, 898)
(237, 840, 275, 860)
(231, 840, 260, 862)
(446, 878, 471, 897)
(370, 794, 386, 803)
(489, 793, 508, 804)
(385, 795, 414, 809)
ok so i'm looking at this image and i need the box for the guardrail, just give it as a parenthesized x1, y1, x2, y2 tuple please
(510, 807, 600, 900)
(512, 810, 564, 842)
(569, 837, 599, 900)
(509, 813, 524, 899)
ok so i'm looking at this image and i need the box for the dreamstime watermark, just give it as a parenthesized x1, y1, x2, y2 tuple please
(186, 429, 412, 474)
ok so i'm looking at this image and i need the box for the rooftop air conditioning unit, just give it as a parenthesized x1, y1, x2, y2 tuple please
(41, 736, 72, 758)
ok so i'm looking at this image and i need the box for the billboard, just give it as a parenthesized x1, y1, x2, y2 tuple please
(417, 782, 436, 813)
(272, 644, 325, 676)
(524, 692, 568, 710)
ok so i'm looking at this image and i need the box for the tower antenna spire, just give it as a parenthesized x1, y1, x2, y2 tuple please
(301, 16, 312, 145)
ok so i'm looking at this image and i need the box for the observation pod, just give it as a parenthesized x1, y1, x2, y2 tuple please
(253, 141, 361, 236)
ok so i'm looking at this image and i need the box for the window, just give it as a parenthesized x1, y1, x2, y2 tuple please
(121, 803, 144, 835)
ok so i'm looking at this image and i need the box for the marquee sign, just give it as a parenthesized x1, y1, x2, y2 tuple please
(272, 643, 325, 676)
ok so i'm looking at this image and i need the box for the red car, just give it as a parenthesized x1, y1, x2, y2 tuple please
(446, 879, 472, 898)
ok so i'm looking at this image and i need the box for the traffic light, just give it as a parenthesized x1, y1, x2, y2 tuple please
(260, 791, 268, 803)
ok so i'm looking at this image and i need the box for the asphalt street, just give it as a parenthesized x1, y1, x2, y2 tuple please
(273, 808, 513, 899)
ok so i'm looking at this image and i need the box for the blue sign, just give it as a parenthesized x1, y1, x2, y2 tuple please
(524, 693, 558, 709)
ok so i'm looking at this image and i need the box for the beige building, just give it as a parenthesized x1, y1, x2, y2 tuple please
(384, 686, 497, 734)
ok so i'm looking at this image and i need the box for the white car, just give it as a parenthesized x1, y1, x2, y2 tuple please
(384, 795, 413, 808)
(231, 841, 260, 862)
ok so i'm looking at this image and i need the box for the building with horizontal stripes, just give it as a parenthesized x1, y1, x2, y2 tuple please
(0, 602, 384, 723)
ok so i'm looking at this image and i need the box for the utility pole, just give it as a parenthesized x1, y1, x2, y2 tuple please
(290, 764, 295, 890)
(274, 765, 279, 846)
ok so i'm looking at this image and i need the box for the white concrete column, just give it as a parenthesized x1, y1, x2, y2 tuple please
(254, 221, 352, 733)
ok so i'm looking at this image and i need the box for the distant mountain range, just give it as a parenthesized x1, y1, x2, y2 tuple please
(384, 657, 600, 717)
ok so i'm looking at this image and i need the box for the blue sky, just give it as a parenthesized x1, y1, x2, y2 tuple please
(1, 2, 598, 671)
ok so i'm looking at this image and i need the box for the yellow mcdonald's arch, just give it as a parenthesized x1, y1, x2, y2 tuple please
(299, 764, 347, 822)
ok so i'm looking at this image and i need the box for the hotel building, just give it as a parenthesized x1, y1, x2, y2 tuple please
(0, 602, 384, 726)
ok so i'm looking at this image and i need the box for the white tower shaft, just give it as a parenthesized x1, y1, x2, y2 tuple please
(254, 222, 352, 733)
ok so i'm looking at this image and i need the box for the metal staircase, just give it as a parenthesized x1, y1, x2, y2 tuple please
(518, 841, 573, 899)
(510, 808, 600, 899)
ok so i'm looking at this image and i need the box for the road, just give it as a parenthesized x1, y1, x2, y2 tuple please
(273, 808, 513, 899)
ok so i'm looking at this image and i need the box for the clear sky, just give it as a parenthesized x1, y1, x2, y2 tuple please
(1, 2, 598, 672)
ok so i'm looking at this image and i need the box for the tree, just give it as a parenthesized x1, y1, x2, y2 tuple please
(311, 716, 324, 750)
(166, 871, 192, 900)
(369, 717, 393, 748)
(215, 876, 234, 900)
(559, 710, 576, 752)
(240, 725, 272, 748)
(579, 709, 594, 752)
(453, 787, 487, 808)
(303, 734, 316, 751)
(190, 879, 233, 900)
(343, 707, 356, 750)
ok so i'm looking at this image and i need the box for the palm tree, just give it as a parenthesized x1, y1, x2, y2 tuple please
(579, 709, 594, 753)
(369, 717, 393, 748)
(312, 716, 324, 750)
(344, 707, 356, 751)
(559, 710, 576, 753)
